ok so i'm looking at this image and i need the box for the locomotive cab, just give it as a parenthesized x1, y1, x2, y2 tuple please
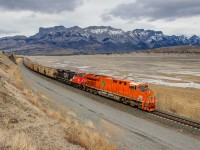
(72, 72, 86, 84)
(138, 84, 149, 92)
(130, 83, 156, 111)
(138, 84, 156, 111)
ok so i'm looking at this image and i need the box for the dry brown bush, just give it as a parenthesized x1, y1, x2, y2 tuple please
(65, 122, 118, 150)
(0, 130, 36, 150)
(41, 105, 118, 150)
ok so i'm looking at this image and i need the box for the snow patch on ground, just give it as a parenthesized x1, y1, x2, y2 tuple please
(158, 70, 200, 76)
(77, 66, 90, 69)
(138, 78, 200, 89)
(136, 74, 182, 81)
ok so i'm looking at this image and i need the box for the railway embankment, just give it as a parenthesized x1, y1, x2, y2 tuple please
(0, 52, 117, 150)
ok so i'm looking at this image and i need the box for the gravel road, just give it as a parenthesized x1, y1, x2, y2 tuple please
(19, 60, 200, 150)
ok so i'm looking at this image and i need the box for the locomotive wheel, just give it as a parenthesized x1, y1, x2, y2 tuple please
(86, 88, 89, 92)
(79, 85, 83, 90)
(90, 89, 93, 94)
(122, 98, 129, 105)
(121, 97, 125, 103)
(130, 101, 135, 107)
(94, 90, 98, 95)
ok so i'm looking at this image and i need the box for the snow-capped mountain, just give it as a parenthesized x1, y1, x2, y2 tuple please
(189, 35, 200, 45)
(0, 25, 199, 55)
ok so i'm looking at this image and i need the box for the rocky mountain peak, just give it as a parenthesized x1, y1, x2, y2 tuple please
(189, 35, 200, 45)
(39, 26, 66, 35)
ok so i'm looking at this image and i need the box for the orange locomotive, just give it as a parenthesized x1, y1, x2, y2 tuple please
(84, 74, 156, 111)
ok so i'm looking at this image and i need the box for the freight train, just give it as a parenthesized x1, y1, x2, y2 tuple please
(23, 58, 156, 111)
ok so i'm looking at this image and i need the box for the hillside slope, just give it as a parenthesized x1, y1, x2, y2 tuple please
(0, 52, 117, 150)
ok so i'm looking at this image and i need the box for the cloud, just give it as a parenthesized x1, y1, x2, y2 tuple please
(0, 0, 83, 13)
(101, 13, 113, 22)
(0, 28, 19, 34)
(105, 0, 200, 21)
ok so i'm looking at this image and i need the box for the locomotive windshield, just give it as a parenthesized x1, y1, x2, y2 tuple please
(138, 85, 149, 92)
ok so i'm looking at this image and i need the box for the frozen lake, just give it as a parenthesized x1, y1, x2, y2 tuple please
(28, 53, 200, 89)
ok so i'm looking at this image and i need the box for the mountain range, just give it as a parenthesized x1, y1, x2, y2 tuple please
(0, 25, 200, 55)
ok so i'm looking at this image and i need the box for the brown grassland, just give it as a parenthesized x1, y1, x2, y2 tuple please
(149, 85, 200, 120)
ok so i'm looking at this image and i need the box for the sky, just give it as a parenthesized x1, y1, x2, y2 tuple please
(0, 0, 200, 38)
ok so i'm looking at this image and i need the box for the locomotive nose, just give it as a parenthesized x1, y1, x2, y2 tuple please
(143, 90, 156, 111)
(147, 91, 155, 103)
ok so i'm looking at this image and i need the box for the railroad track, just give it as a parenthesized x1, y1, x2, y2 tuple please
(152, 111, 200, 130)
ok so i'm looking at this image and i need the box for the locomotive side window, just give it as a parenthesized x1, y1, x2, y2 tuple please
(113, 80, 117, 83)
(119, 81, 122, 84)
(124, 82, 126, 85)
(130, 86, 136, 90)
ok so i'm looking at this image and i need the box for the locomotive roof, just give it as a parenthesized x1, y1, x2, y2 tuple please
(130, 82, 147, 86)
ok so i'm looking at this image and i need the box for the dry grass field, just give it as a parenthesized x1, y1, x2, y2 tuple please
(29, 53, 200, 121)
(0, 52, 118, 150)
(150, 85, 200, 120)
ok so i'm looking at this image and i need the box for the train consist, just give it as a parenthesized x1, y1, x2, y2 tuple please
(24, 58, 156, 111)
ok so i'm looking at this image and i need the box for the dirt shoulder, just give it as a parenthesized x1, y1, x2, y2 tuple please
(0, 52, 117, 150)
